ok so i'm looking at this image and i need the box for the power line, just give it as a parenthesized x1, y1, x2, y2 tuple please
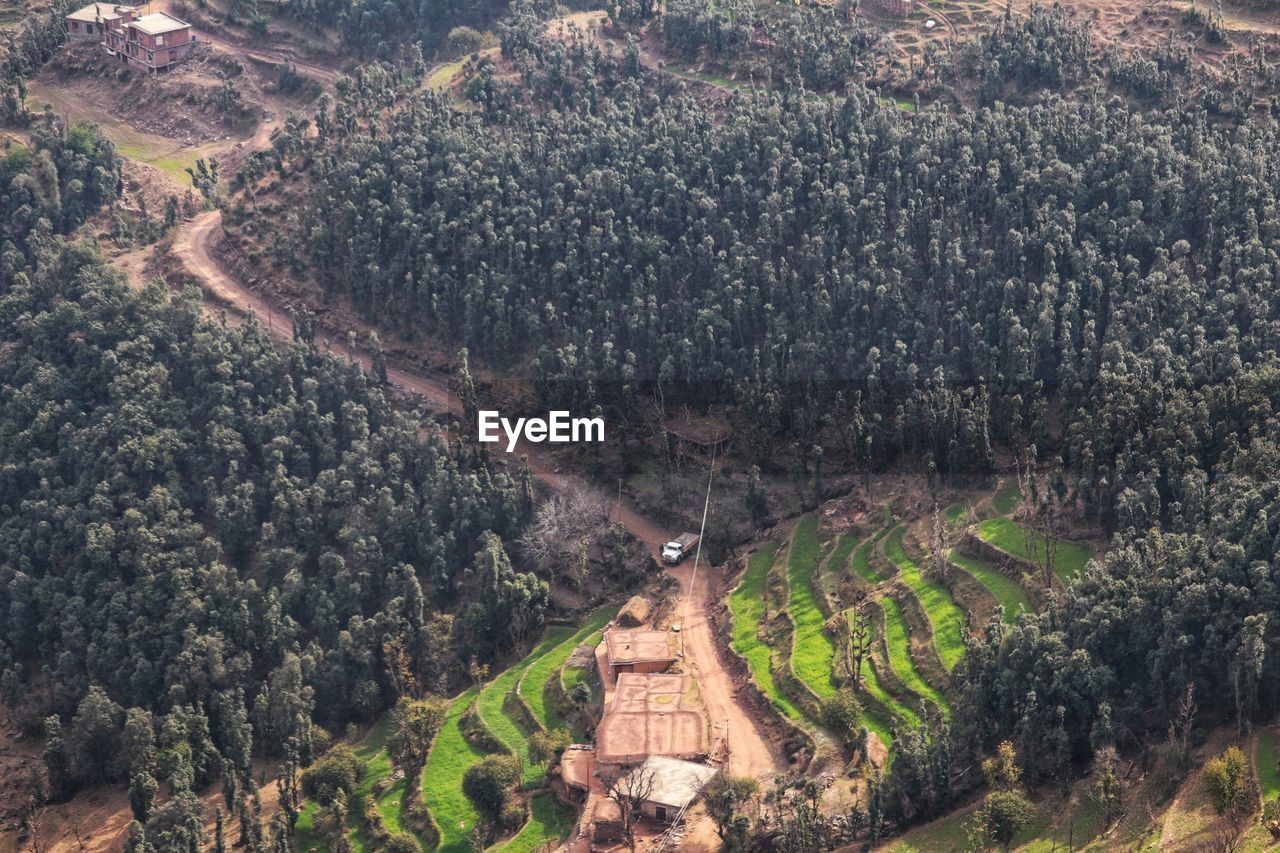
(685, 442, 716, 621)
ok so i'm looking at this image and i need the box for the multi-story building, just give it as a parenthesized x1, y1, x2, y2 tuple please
(66, 3, 137, 42)
(66, 3, 196, 72)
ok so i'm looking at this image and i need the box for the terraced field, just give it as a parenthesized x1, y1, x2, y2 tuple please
(295, 606, 613, 853)
(729, 543, 805, 721)
(422, 685, 487, 852)
(991, 482, 1021, 516)
(498, 793, 576, 852)
(789, 517, 840, 700)
(476, 628, 575, 788)
(977, 517, 1092, 584)
(852, 535, 884, 583)
(880, 597, 951, 718)
(294, 716, 404, 852)
(419, 608, 618, 853)
(520, 605, 617, 733)
(1258, 728, 1280, 801)
(785, 518, 898, 744)
(823, 533, 860, 582)
(855, 617, 922, 733)
(947, 551, 1030, 624)
(884, 527, 968, 670)
(729, 496, 1063, 759)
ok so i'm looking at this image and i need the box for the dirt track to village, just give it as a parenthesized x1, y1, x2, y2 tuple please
(165, 18, 780, 787)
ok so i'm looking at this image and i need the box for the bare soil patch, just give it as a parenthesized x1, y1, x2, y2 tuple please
(38, 43, 260, 146)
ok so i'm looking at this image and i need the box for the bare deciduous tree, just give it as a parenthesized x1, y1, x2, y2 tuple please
(518, 488, 611, 569)
(603, 762, 658, 853)
(1169, 683, 1197, 769)
(845, 603, 874, 690)
(929, 504, 949, 581)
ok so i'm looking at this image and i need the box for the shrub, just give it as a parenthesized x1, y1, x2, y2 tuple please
(383, 833, 421, 853)
(528, 728, 572, 767)
(500, 800, 527, 832)
(300, 744, 366, 805)
(977, 790, 1036, 851)
(446, 26, 485, 57)
(1204, 746, 1257, 816)
(462, 754, 522, 820)
(819, 689, 863, 744)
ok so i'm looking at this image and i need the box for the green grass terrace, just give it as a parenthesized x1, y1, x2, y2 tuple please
(729, 543, 805, 722)
(977, 517, 1093, 585)
(884, 527, 968, 671)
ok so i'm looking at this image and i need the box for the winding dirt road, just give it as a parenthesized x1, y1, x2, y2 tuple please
(162, 15, 779, 785)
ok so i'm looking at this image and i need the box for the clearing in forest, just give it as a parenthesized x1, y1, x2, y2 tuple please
(884, 527, 968, 670)
(977, 517, 1092, 585)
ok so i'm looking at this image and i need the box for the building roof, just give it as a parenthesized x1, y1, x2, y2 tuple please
(560, 745, 595, 790)
(620, 756, 719, 810)
(128, 11, 190, 34)
(67, 3, 134, 23)
(664, 411, 731, 447)
(596, 673, 708, 764)
(605, 628, 678, 667)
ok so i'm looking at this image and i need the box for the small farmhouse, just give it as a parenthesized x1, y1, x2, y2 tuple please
(66, 3, 196, 72)
(619, 755, 719, 823)
(602, 627, 679, 680)
(595, 672, 709, 765)
(591, 756, 720, 846)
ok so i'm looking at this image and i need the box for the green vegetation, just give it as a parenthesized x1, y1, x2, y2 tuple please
(519, 606, 618, 733)
(788, 517, 838, 700)
(729, 544, 804, 721)
(856, 639, 921, 736)
(880, 598, 951, 718)
(978, 518, 1092, 585)
(851, 537, 882, 583)
(420, 686, 486, 852)
(475, 628, 574, 788)
(784, 518, 896, 743)
(948, 552, 1030, 624)
(498, 793, 576, 852)
(428, 59, 467, 91)
(884, 528, 968, 670)
(991, 483, 1021, 516)
(417, 607, 615, 850)
(294, 719, 404, 852)
(1258, 729, 1280, 801)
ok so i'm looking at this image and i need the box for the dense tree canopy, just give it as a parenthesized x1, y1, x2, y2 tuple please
(283, 28, 1280, 775)
(0, 230, 541, 802)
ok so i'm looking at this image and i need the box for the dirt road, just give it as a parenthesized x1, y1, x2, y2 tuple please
(159, 14, 781, 796)
(174, 214, 779, 782)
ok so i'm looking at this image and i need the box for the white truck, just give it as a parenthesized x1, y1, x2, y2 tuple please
(661, 533, 701, 565)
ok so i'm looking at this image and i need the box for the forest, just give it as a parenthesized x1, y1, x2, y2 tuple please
(0, 110, 571, 850)
(265, 10, 1280, 813)
(6, 0, 1280, 846)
